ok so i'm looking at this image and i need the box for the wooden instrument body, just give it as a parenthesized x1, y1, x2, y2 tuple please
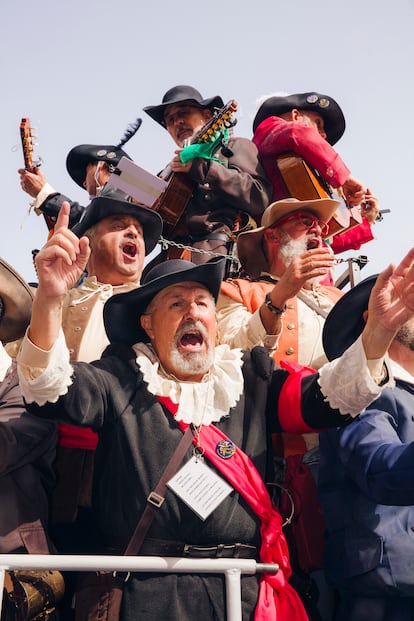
(276, 153, 362, 238)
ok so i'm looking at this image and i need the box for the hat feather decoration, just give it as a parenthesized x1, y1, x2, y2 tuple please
(117, 118, 142, 148)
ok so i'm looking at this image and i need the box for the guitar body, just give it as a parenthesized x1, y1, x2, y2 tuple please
(276, 153, 362, 238)
(153, 173, 195, 238)
(154, 100, 238, 239)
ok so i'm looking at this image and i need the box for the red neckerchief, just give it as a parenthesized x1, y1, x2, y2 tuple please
(158, 395, 308, 621)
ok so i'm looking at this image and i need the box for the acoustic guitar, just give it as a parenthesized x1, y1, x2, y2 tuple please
(276, 153, 362, 238)
(154, 100, 238, 238)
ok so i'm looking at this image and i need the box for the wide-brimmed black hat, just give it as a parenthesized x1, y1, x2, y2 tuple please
(66, 144, 131, 188)
(72, 192, 163, 256)
(143, 85, 224, 128)
(253, 92, 346, 145)
(322, 275, 377, 361)
(104, 256, 226, 345)
(0, 258, 34, 343)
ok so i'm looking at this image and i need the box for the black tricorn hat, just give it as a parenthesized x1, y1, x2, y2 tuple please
(72, 192, 163, 256)
(253, 92, 346, 145)
(0, 258, 34, 343)
(322, 275, 377, 361)
(103, 256, 226, 346)
(143, 85, 224, 128)
(66, 144, 131, 189)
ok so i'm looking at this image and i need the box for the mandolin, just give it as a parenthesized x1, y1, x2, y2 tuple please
(276, 153, 362, 238)
(154, 100, 238, 238)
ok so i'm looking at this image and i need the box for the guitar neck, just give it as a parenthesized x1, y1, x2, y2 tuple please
(190, 100, 237, 145)
(20, 118, 34, 170)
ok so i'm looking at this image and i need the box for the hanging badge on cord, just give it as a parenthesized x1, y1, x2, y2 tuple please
(167, 456, 233, 521)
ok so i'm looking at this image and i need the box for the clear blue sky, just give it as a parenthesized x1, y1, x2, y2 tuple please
(2, 0, 413, 283)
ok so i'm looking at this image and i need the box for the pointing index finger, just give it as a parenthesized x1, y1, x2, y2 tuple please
(54, 201, 71, 231)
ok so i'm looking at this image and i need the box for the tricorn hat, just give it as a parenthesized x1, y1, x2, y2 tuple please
(237, 197, 341, 278)
(253, 92, 346, 145)
(72, 191, 163, 256)
(322, 275, 377, 361)
(66, 144, 131, 189)
(0, 258, 34, 343)
(143, 85, 224, 128)
(65, 118, 142, 189)
(103, 256, 226, 346)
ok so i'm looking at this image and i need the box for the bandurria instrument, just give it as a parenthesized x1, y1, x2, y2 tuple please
(154, 100, 238, 238)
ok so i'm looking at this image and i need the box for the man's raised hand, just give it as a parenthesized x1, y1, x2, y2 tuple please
(35, 202, 91, 298)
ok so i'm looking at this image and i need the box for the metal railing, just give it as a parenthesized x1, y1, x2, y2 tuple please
(335, 255, 368, 290)
(0, 554, 279, 621)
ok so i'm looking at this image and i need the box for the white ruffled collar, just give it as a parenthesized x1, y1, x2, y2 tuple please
(132, 342, 244, 425)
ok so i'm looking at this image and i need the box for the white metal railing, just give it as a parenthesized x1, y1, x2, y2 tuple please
(0, 554, 279, 621)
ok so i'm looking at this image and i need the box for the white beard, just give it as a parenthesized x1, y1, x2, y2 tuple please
(278, 232, 325, 288)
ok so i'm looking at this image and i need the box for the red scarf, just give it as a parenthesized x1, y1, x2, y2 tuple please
(158, 396, 308, 621)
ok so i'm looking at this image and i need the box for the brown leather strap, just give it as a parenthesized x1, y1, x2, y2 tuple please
(124, 427, 194, 556)
(19, 520, 50, 554)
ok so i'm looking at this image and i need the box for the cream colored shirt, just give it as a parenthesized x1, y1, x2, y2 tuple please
(64, 276, 138, 362)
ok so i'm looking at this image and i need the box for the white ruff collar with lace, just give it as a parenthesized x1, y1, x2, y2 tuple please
(132, 342, 244, 426)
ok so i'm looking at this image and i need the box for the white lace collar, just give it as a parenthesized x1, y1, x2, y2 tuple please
(132, 342, 244, 426)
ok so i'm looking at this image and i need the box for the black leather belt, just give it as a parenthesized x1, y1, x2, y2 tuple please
(141, 538, 257, 558)
(106, 537, 257, 559)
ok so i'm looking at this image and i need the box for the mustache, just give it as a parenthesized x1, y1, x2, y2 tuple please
(177, 125, 193, 137)
(175, 320, 209, 342)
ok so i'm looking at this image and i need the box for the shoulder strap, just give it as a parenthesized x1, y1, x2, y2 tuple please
(124, 427, 193, 556)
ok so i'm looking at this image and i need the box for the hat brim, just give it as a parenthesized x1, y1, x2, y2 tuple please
(72, 196, 163, 256)
(66, 144, 131, 188)
(253, 93, 346, 145)
(237, 197, 341, 278)
(0, 258, 34, 343)
(103, 257, 226, 346)
(143, 95, 224, 127)
(322, 275, 378, 361)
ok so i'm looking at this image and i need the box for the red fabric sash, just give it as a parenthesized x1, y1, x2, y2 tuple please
(58, 422, 98, 450)
(158, 395, 308, 621)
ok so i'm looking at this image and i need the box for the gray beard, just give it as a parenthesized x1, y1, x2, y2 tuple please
(169, 320, 214, 377)
(278, 233, 308, 264)
(395, 323, 414, 352)
(278, 232, 325, 288)
(169, 347, 214, 376)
